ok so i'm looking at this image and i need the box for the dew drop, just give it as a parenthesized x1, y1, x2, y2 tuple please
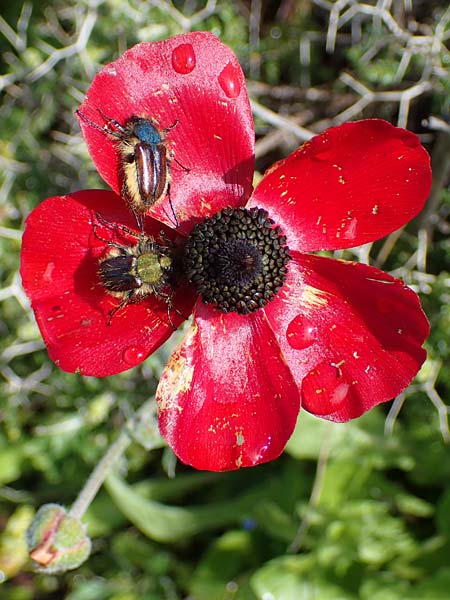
(254, 435, 273, 463)
(122, 345, 146, 366)
(218, 63, 241, 98)
(286, 315, 317, 349)
(301, 361, 353, 415)
(171, 43, 196, 74)
(342, 217, 358, 240)
(43, 261, 55, 283)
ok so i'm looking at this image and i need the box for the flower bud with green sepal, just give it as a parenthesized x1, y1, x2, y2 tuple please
(26, 504, 91, 573)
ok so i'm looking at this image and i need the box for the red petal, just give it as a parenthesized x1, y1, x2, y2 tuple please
(156, 303, 300, 471)
(250, 120, 431, 251)
(77, 32, 254, 233)
(264, 253, 429, 421)
(20, 190, 195, 376)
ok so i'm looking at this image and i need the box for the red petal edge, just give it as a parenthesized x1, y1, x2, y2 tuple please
(20, 190, 195, 376)
(77, 32, 255, 233)
(264, 252, 429, 421)
(250, 119, 432, 252)
(156, 302, 300, 471)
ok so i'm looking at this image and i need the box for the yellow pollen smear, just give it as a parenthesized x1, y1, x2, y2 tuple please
(301, 284, 329, 309)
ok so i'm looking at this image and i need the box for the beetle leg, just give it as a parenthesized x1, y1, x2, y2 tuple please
(94, 212, 142, 243)
(76, 109, 125, 140)
(172, 156, 190, 172)
(161, 119, 179, 135)
(106, 291, 134, 325)
(96, 108, 128, 135)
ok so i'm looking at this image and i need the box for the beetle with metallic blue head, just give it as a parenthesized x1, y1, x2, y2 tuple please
(76, 109, 184, 225)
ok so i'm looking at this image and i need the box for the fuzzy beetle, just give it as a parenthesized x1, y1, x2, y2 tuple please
(77, 109, 186, 226)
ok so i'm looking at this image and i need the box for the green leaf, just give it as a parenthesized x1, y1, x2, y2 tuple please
(436, 488, 450, 537)
(105, 473, 260, 543)
(0, 445, 23, 485)
(190, 530, 256, 600)
(254, 501, 298, 542)
(411, 568, 450, 598)
(251, 555, 357, 600)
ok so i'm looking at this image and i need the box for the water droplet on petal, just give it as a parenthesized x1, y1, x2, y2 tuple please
(254, 435, 273, 463)
(122, 345, 146, 367)
(302, 361, 353, 415)
(342, 217, 358, 241)
(43, 261, 55, 283)
(171, 43, 196, 74)
(286, 314, 317, 349)
(218, 63, 241, 98)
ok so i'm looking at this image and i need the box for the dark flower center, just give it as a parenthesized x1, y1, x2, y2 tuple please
(183, 207, 291, 314)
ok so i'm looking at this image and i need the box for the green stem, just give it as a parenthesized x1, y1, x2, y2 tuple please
(68, 398, 159, 520)
(69, 429, 131, 520)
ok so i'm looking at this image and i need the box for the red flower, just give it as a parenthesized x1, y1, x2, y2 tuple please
(20, 32, 432, 471)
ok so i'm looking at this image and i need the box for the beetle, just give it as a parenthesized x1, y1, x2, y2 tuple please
(94, 214, 183, 326)
(77, 109, 186, 227)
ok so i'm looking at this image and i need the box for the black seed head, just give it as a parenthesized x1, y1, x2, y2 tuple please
(183, 207, 291, 314)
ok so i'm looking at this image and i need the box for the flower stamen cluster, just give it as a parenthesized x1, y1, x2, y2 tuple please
(183, 207, 291, 314)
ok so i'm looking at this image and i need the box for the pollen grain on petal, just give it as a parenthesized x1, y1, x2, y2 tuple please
(236, 430, 245, 446)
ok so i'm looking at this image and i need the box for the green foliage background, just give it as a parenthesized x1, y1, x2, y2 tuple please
(1, 1, 449, 598)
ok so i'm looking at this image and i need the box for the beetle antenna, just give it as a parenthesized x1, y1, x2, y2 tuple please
(173, 157, 190, 172)
(162, 119, 179, 135)
(166, 187, 179, 229)
(94, 212, 142, 243)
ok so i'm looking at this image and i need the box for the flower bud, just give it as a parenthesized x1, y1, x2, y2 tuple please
(26, 504, 91, 573)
